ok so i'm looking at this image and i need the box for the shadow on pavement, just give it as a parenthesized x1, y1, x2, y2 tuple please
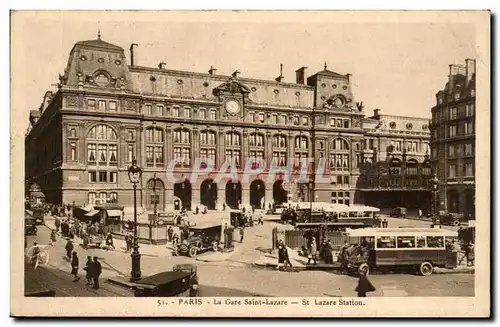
(198, 285, 269, 297)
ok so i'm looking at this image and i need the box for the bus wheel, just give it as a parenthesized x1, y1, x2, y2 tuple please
(358, 263, 370, 276)
(419, 262, 433, 276)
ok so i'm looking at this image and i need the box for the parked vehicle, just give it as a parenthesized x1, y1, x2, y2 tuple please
(176, 224, 221, 257)
(345, 227, 458, 276)
(439, 213, 463, 226)
(389, 207, 407, 218)
(32, 208, 45, 225)
(154, 212, 177, 226)
(25, 217, 37, 236)
(134, 264, 198, 297)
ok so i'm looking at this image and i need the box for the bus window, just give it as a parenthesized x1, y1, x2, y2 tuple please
(397, 236, 416, 248)
(426, 236, 444, 248)
(376, 236, 396, 248)
(349, 212, 357, 218)
(416, 236, 426, 248)
(364, 212, 371, 217)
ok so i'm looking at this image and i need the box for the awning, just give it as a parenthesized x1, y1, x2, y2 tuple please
(106, 210, 122, 217)
(85, 210, 99, 217)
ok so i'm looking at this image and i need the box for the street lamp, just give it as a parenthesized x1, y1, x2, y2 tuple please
(128, 159, 143, 282)
(430, 174, 439, 226)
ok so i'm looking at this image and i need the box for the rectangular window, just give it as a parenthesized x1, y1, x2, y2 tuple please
(109, 192, 118, 202)
(108, 145, 117, 163)
(397, 236, 416, 248)
(369, 139, 375, 150)
(157, 105, 164, 116)
(302, 117, 308, 126)
(87, 144, 96, 162)
(128, 144, 134, 162)
(259, 113, 265, 123)
(99, 100, 106, 111)
(336, 119, 342, 128)
(376, 236, 396, 248)
(448, 164, 456, 178)
(464, 143, 473, 156)
(210, 109, 217, 120)
(465, 122, 474, 135)
(416, 236, 426, 248)
(99, 192, 107, 203)
(343, 120, 350, 128)
(330, 117, 336, 126)
(449, 107, 457, 119)
(109, 172, 117, 183)
(70, 142, 76, 161)
(199, 109, 206, 119)
(271, 114, 278, 124)
(466, 103, 475, 117)
(155, 146, 164, 164)
(448, 145, 455, 157)
(109, 101, 117, 112)
(426, 236, 444, 248)
(174, 147, 181, 160)
(280, 114, 287, 125)
(449, 125, 457, 137)
(146, 146, 154, 165)
(294, 116, 300, 125)
(99, 171, 107, 182)
(87, 99, 96, 110)
(88, 193, 96, 205)
(343, 176, 349, 185)
(98, 145, 107, 163)
(248, 112, 254, 122)
(184, 107, 191, 118)
(182, 148, 191, 165)
(172, 106, 179, 117)
(146, 104, 152, 116)
(88, 171, 97, 183)
(464, 163, 473, 176)
(208, 149, 216, 166)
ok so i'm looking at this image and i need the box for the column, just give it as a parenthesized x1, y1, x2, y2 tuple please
(242, 184, 250, 209)
(218, 129, 225, 168)
(217, 184, 225, 210)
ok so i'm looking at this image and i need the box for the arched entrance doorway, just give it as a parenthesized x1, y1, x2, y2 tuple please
(200, 179, 217, 210)
(447, 189, 459, 213)
(225, 181, 242, 210)
(174, 179, 192, 211)
(273, 180, 288, 205)
(250, 180, 265, 209)
(146, 178, 165, 211)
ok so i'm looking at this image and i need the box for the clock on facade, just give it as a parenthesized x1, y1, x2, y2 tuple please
(225, 99, 241, 114)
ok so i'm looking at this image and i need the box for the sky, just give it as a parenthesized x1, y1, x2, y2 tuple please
(12, 11, 477, 129)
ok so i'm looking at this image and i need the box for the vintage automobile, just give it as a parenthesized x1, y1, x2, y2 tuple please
(175, 224, 221, 257)
(134, 264, 199, 297)
(389, 207, 407, 218)
(439, 213, 463, 226)
(32, 208, 45, 225)
(345, 227, 459, 276)
(25, 217, 37, 236)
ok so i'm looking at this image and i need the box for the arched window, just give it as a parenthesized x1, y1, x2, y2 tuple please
(173, 128, 191, 167)
(87, 124, 118, 167)
(249, 133, 265, 147)
(146, 127, 164, 167)
(272, 134, 287, 148)
(331, 138, 349, 150)
(295, 136, 308, 149)
(200, 130, 217, 168)
(249, 133, 265, 169)
(225, 131, 241, 167)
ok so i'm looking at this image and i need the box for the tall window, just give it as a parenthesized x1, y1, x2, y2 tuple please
(466, 103, 475, 117)
(88, 192, 97, 205)
(200, 130, 217, 167)
(271, 114, 278, 124)
(448, 164, 457, 178)
(172, 106, 179, 117)
(157, 105, 164, 116)
(272, 134, 287, 167)
(332, 138, 349, 151)
(464, 162, 474, 177)
(449, 107, 457, 119)
(406, 141, 418, 153)
(199, 109, 206, 119)
(448, 145, 455, 157)
(109, 101, 117, 112)
(294, 136, 309, 169)
(249, 150, 265, 169)
(87, 124, 117, 167)
(280, 114, 287, 125)
(127, 144, 134, 163)
(210, 109, 217, 120)
(184, 107, 191, 118)
(390, 140, 402, 152)
(145, 104, 153, 116)
(449, 125, 457, 137)
(330, 138, 350, 171)
(249, 133, 265, 168)
(465, 122, 474, 135)
(87, 99, 96, 110)
(464, 143, 473, 156)
(295, 136, 308, 149)
(225, 131, 241, 167)
(70, 142, 77, 161)
(99, 100, 106, 111)
(249, 133, 264, 147)
(146, 127, 164, 167)
(173, 128, 191, 167)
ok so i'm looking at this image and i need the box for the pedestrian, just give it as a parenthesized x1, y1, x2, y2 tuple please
(84, 256, 93, 286)
(195, 206, 199, 215)
(258, 213, 264, 225)
(355, 270, 376, 297)
(239, 227, 245, 243)
(31, 242, 40, 267)
(252, 205, 255, 214)
(105, 233, 115, 250)
(91, 256, 102, 289)
(50, 230, 57, 246)
(222, 203, 226, 211)
(307, 237, 318, 265)
(465, 242, 475, 266)
(277, 243, 286, 271)
(172, 233, 179, 248)
(71, 251, 80, 282)
(167, 226, 173, 243)
(418, 208, 423, 218)
(283, 245, 293, 271)
(65, 239, 74, 259)
(54, 217, 61, 233)
(324, 240, 334, 264)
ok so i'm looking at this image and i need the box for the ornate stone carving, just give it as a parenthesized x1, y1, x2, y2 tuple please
(213, 77, 251, 96)
(66, 96, 79, 107)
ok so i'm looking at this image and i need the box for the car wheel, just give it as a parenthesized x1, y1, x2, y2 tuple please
(188, 246, 198, 257)
(358, 263, 370, 276)
(420, 261, 434, 276)
(452, 220, 460, 226)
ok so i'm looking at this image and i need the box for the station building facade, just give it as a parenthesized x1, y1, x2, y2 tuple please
(25, 36, 430, 211)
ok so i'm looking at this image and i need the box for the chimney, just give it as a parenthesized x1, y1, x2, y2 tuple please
(208, 65, 217, 75)
(232, 70, 241, 78)
(373, 109, 381, 117)
(295, 66, 307, 84)
(465, 58, 476, 85)
(129, 43, 138, 66)
(158, 62, 166, 69)
(275, 64, 284, 83)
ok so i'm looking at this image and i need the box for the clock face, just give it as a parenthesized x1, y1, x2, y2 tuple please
(225, 99, 241, 114)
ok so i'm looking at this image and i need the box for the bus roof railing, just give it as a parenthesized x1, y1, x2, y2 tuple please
(346, 227, 458, 238)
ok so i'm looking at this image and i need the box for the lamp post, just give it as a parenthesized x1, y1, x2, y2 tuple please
(152, 173, 158, 220)
(430, 174, 439, 226)
(128, 159, 143, 282)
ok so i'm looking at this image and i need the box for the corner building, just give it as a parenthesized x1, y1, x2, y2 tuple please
(25, 36, 425, 211)
(430, 59, 476, 219)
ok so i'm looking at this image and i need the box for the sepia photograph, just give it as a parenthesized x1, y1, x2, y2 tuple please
(10, 10, 490, 317)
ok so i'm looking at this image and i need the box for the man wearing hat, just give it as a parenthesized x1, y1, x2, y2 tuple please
(307, 237, 318, 265)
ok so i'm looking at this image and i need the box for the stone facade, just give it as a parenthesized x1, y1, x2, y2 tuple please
(25, 36, 430, 211)
(430, 59, 476, 219)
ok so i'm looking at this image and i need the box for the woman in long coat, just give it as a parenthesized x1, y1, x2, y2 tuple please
(355, 270, 376, 297)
